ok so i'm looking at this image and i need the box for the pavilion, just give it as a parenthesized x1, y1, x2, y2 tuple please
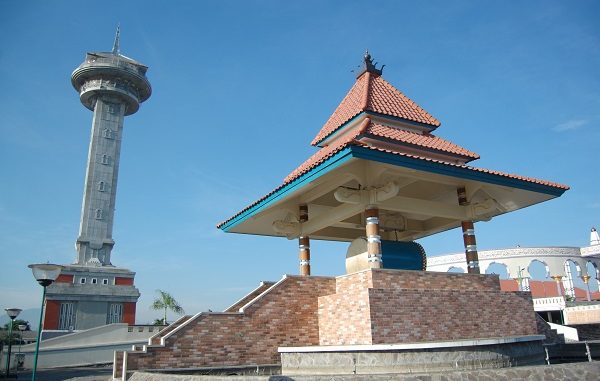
(218, 52, 568, 276)
(114, 53, 570, 378)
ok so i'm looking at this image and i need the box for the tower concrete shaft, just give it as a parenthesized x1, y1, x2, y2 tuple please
(71, 42, 151, 266)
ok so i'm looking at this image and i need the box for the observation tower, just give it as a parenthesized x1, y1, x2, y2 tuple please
(43, 29, 149, 331)
(71, 28, 151, 265)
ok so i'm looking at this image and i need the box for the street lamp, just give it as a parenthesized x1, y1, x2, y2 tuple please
(17, 324, 27, 370)
(4, 308, 21, 378)
(28, 263, 61, 381)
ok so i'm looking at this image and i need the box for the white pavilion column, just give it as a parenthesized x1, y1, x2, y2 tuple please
(582, 275, 592, 301)
(457, 187, 480, 274)
(298, 204, 310, 276)
(365, 207, 382, 269)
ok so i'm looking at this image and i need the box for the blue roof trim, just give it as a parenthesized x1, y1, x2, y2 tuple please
(220, 147, 354, 232)
(350, 146, 567, 197)
(221, 144, 566, 232)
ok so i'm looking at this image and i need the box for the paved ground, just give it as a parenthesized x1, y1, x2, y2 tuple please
(9, 365, 112, 381)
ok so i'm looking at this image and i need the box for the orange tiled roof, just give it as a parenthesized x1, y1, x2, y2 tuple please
(311, 72, 441, 146)
(365, 123, 480, 160)
(357, 143, 569, 190)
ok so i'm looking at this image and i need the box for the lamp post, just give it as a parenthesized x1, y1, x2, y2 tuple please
(28, 263, 61, 381)
(4, 308, 21, 378)
(17, 324, 26, 371)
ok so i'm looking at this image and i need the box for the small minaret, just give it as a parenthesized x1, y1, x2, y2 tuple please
(591, 227, 600, 246)
(71, 27, 151, 266)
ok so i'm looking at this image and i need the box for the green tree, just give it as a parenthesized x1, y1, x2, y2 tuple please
(2, 319, 30, 331)
(152, 318, 166, 326)
(151, 290, 184, 324)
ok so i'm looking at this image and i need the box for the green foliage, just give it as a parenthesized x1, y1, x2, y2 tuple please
(150, 289, 184, 325)
(2, 319, 30, 331)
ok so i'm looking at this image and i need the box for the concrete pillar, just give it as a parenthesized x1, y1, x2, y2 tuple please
(365, 207, 382, 269)
(457, 187, 480, 274)
(298, 205, 310, 276)
(551, 275, 563, 297)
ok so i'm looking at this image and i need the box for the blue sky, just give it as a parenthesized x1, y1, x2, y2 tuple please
(1, 1, 599, 323)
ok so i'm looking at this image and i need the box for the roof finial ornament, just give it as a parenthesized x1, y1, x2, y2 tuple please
(112, 24, 121, 55)
(355, 49, 384, 78)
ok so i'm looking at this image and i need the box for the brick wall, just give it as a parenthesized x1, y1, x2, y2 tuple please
(319, 269, 537, 346)
(368, 268, 501, 292)
(56, 274, 74, 283)
(43, 300, 60, 330)
(369, 288, 537, 343)
(115, 277, 134, 285)
(123, 302, 136, 325)
(122, 276, 335, 372)
(319, 289, 372, 345)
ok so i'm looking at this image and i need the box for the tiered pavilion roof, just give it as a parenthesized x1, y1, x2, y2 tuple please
(218, 53, 568, 245)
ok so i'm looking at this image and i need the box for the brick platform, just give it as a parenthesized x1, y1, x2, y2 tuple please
(114, 276, 335, 379)
(318, 269, 538, 345)
(115, 269, 546, 379)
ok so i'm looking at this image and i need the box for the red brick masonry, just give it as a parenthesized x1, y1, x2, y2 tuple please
(115, 269, 539, 378)
(319, 269, 537, 345)
(116, 276, 335, 377)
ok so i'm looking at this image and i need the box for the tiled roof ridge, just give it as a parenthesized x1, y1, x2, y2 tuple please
(310, 75, 369, 146)
(365, 122, 480, 160)
(285, 118, 370, 184)
(367, 76, 441, 127)
(311, 74, 441, 146)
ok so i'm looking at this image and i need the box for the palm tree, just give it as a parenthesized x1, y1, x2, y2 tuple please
(151, 289, 184, 324)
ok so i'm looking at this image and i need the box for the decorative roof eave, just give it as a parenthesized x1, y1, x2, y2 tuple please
(217, 147, 354, 232)
(315, 111, 440, 148)
(359, 134, 478, 164)
(352, 145, 569, 195)
(217, 144, 569, 232)
(362, 122, 480, 162)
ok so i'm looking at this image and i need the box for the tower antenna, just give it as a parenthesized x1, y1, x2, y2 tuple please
(112, 24, 121, 55)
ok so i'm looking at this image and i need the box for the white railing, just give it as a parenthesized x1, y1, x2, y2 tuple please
(533, 297, 566, 312)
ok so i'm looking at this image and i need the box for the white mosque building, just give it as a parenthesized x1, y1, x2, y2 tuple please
(427, 228, 600, 327)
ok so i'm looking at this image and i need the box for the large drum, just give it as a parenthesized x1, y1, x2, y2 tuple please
(346, 238, 426, 273)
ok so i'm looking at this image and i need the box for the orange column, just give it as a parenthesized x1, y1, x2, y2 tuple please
(457, 187, 480, 274)
(299, 204, 310, 276)
(365, 207, 383, 269)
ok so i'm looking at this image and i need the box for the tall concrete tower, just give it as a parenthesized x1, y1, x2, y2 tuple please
(44, 29, 147, 331)
(71, 28, 151, 266)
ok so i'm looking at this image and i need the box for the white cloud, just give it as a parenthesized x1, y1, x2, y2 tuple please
(553, 119, 588, 132)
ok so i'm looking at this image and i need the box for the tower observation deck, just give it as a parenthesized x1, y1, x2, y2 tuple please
(71, 30, 151, 266)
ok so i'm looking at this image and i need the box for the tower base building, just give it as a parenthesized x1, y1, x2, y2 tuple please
(44, 266, 139, 331)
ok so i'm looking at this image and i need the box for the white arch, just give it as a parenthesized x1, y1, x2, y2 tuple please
(447, 266, 466, 273)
